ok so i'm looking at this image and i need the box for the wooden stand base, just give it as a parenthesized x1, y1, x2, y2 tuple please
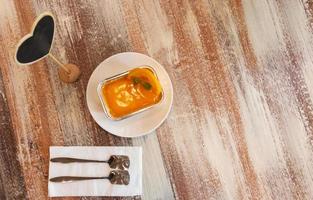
(58, 64, 81, 83)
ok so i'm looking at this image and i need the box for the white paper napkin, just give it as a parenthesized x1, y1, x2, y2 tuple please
(48, 146, 142, 197)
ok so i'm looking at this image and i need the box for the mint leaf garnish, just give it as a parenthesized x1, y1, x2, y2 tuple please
(142, 82, 152, 90)
(132, 77, 141, 85)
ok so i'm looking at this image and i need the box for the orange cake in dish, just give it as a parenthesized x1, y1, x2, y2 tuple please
(100, 67, 163, 119)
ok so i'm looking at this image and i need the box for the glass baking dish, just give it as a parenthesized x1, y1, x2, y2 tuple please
(97, 66, 164, 120)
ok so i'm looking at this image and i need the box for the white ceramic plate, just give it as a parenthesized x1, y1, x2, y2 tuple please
(86, 52, 173, 137)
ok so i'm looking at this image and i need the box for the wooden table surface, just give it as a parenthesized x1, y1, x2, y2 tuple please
(1, 0, 313, 199)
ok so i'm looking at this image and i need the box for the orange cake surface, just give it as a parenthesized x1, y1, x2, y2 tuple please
(102, 67, 162, 118)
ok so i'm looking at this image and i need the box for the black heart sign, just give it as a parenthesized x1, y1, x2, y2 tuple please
(15, 12, 55, 65)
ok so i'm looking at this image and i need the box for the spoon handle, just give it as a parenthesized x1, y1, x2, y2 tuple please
(50, 157, 108, 163)
(50, 176, 107, 182)
(50, 170, 130, 185)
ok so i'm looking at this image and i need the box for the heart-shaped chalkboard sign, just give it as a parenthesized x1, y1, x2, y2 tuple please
(15, 12, 55, 65)
(14, 12, 81, 83)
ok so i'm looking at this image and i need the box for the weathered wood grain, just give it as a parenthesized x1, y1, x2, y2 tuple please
(0, 58, 27, 199)
(1, 0, 313, 199)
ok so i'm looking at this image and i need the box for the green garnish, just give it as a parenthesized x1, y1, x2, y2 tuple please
(142, 82, 152, 90)
(132, 76, 152, 90)
(132, 77, 141, 85)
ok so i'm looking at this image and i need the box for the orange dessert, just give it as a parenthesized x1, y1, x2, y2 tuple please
(102, 67, 163, 119)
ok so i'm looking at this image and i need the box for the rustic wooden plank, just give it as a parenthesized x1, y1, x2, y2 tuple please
(0, 61, 28, 200)
(133, 135, 175, 200)
(0, 0, 173, 199)
(2, 0, 313, 199)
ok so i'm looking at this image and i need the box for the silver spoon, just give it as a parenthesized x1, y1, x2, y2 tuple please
(49, 170, 130, 185)
(50, 155, 130, 170)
